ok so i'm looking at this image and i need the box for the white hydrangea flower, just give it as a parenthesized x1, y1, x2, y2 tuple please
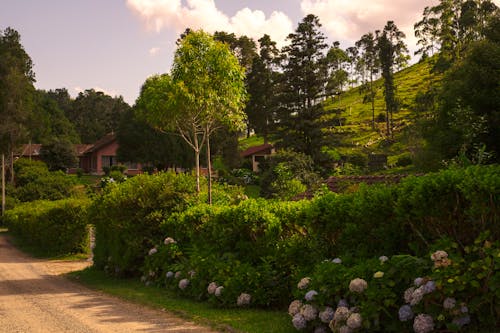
(148, 270, 155, 277)
(414, 277, 424, 287)
(300, 304, 318, 321)
(431, 250, 448, 261)
(413, 314, 434, 333)
(404, 287, 416, 303)
(166, 271, 174, 279)
(288, 300, 303, 316)
(410, 287, 425, 306)
(334, 306, 350, 322)
(332, 258, 342, 264)
(148, 247, 157, 255)
(178, 278, 189, 290)
(164, 237, 176, 245)
(338, 325, 353, 333)
(207, 282, 217, 295)
(215, 286, 224, 297)
(349, 278, 368, 293)
(298, 277, 311, 290)
(305, 290, 318, 302)
(319, 307, 334, 323)
(443, 297, 456, 309)
(292, 313, 307, 330)
(346, 312, 362, 329)
(237, 293, 252, 306)
(379, 255, 389, 263)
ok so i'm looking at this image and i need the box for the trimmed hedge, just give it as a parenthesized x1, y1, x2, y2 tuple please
(4, 198, 90, 255)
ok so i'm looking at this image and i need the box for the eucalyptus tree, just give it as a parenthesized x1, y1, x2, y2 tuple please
(378, 21, 409, 137)
(356, 31, 380, 128)
(326, 41, 349, 101)
(140, 31, 247, 203)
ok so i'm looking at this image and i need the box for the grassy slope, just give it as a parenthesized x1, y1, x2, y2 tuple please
(323, 57, 441, 169)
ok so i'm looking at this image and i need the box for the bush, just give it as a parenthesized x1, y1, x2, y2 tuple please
(4, 198, 90, 255)
(16, 171, 77, 202)
(89, 172, 199, 276)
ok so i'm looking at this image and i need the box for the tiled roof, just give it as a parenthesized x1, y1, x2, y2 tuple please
(83, 132, 116, 153)
(240, 143, 273, 157)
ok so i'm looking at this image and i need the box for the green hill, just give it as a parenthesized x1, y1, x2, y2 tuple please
(322, 57, 442, 172)
(239, 57, 442, 173)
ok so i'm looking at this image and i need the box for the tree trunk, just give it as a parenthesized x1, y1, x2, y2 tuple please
(194, 136, 200, 193)
(206, 126, 212, 205)
(2, 154, 5, 216)
(370, 77, 375, 130)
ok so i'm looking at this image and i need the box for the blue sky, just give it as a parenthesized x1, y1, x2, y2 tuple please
(2, 0, 496, 105)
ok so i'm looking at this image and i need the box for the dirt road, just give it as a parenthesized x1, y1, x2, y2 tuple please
(0, 234, 219, 333)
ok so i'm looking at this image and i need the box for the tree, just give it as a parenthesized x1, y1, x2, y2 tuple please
(39, 139, 78, 171)
(246, 34, 281, 142)
(378, 21, 409, 136)
(424, 16, 500, 165)
(277, 14, 330, 164)
(67, 89, 130, 143)
(326, 41, 349, 101)
(30, 90, 80, 144)
(117, 107, 194, 170)
(141, 31, 247, 203)
(0, 27, 35, 182)
(356, 32, 380, 129)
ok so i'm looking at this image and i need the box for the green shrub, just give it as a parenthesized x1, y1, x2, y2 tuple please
(89, 172, 199, 276)
(16, 171, 77, 202)
(4, 198, 90, 255)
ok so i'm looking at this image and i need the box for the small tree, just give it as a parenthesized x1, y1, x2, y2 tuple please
(141, 31, 247, 203)
(40, 139, 77, 171)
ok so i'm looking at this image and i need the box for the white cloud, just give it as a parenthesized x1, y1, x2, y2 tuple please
(300, 0, 437, 54)
(126, 0, 293, 47)
(149, 47, 161, 56)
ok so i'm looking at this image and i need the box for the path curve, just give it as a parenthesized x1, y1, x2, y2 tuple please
(0, 234, 219, 333)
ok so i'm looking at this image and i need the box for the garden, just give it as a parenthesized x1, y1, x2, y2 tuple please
(2, 160, 499, 333)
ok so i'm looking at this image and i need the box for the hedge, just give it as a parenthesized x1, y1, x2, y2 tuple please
(4, 198, 90, 255)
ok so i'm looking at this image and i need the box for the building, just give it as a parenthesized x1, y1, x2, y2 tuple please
(240, 143, 275, 172)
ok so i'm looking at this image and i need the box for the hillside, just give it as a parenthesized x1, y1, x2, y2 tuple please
(322, 57, 442, 172)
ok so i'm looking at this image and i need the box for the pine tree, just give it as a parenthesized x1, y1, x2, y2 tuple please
(277, 14, 329, 163)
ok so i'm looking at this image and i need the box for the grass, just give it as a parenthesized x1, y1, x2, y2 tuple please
(69, 267, 295, 333)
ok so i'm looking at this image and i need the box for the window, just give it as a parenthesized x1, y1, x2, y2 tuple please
(101, 155, 115, 168)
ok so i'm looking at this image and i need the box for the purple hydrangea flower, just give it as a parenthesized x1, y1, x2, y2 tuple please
(398, 305, 414, 322)
(413, 314, 434, 333)
(305, 290, 318, 302)
(292, 313, 307, 330)
(452, 315, 471, 328)
(422, 280, 436, 294)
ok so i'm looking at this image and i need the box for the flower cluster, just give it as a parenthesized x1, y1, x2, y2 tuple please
(329, 307, 362, 333)
(166, 271, 174, 279)
(413, 314, 434, 333)
(305, 290, 318, 302)
(207, 282, 217, 295)
(164, 237, 176, 245)
(298, 277, 311, 290)
(214, 286, 224, 297)
(237, 293, 252, 306)
(348, 278, 368, 293)
(178, 278, 189, 290)
(148, 247, 157, 256)
(430, 250, 451, 268)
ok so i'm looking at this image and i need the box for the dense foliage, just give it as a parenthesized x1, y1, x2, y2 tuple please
(3, 198, 90, 255)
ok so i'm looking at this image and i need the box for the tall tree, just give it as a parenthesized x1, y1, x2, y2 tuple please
(30, 90, 80, 144)
(326, 41, 349, 101)
(117, 107, 194, 170)
(67, 89, 130, 143)
(356, 31, 380, 129)
(277, 14, 329, 163)
(0, 27, 35, 182)
(424, 15, 500, 165)
(141, 31, 247, 202)
(246, 34, 281, 142)
(378, 21, 409, 137)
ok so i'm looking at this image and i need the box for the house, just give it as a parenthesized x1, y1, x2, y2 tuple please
(78, 133, 142, 175)
(240, 143, 275, 172)
(15, 133, 142, 175)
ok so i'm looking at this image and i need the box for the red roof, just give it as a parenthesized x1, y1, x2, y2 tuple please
(240, 143, 274, 158)
(83, 132, 116, 153)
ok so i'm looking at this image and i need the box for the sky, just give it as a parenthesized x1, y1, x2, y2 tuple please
(1, 0, 498, 105)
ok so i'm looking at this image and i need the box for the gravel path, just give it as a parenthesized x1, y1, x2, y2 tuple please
(0, 234, 219, 333)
